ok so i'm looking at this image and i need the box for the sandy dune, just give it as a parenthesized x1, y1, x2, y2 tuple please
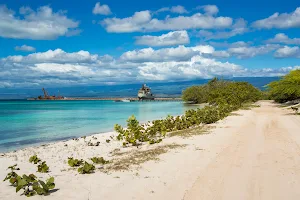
(1, 101, 300, 200)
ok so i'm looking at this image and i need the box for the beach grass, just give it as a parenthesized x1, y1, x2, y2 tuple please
(168, 125, 210, 138)
(106, 144, 185, 171)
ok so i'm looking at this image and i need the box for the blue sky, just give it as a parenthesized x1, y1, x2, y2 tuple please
(0, 0, 299, 89)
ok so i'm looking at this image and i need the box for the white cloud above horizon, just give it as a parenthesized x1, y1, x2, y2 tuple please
(274, 46, 300, 58)
(101, 9, 233, 33)
(156, 5, 188, 14)
(135, 31, 190, 46)
(1, 46, 299, 88)
(266, 33, 300, 45)
(227, 44, 280, 58)
(196, 5, 219, 15)
(15, 45, 36, 52)
(93, 2, 112, 15)
(252, 7, 300, 29)
(120, 45, 214, 62)
(0, 5, 79, 40)
(197, 18, 248, 40)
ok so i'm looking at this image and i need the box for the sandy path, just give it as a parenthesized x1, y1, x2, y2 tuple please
(184, 101, 300, 200)
(1, 101, 300, 200)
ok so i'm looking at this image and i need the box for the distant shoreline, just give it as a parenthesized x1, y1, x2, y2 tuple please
(26, 97, 183, 101)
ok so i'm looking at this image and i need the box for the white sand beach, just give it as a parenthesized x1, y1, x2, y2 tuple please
(1, 101, 300, 200)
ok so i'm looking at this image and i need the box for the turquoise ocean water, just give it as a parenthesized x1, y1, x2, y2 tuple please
(0, 100, 198, 152)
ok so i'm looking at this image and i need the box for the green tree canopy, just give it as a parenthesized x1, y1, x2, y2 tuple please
(267, 70, 300, 103)
(182, 78, 262, 106)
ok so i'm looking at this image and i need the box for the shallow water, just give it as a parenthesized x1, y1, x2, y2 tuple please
(0, 100, 198, 152)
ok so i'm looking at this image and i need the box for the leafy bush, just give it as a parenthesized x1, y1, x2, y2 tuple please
(115, 115, 167, 146)
(37, 161, 49, 173)
(90, 157, 109, 164)
(3, 165, 55, 197)
(115, 115, 147, 146)
(15, 175, 55, 197)
(182, 85, 209, 103)
(3, 164, 20, 186)
(68, 157, 83, 167)
(29, 155, 41, 164)
(267, 70, 300, 103)
(78, 162, 95, 174)
(29, 155, 50, 173)
(182, 78, 262, 106)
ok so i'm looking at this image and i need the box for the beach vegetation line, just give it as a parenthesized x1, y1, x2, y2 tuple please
(114, 78, 262, 147)
(267, 69, 300, 103)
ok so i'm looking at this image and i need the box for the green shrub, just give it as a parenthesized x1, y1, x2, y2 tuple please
(182, 85, 209, 103)
(15, 175, 55, 197)
(68, 157, 83, 167)
(267, 70, 300, 103)
(29, 155, 50, 173)
(29, 155, 41, 164)
(115, 115, 167, 146)
(78, 162, 95, 174)
(37, 161, 49, 173)
(3, 164, 20, 186)
(90, 157, 109, 164)
(3, 164, 55, 197)
(182, 78, 262, 106)
(115, 115, 147, 146)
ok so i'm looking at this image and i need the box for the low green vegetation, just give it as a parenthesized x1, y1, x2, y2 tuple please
(182, 77, 262, 105)
(37, 161, 49, 173)
(78, 162, 95, 174)
(115, 78, 262, 147)
(115, 115, 165, 147)
(68, 157, 84, 167)
(29, 155, 41, 164)
(90, 157, 109, 164)
(68, 157, 102, 174)
(267, 70, 300, 103)
(3, 164, 55, 197)
(29, 155, 49, 173)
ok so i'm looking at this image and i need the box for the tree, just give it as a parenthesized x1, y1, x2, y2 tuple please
(267, 70, 300, 103)
(182, 78, 262, 106)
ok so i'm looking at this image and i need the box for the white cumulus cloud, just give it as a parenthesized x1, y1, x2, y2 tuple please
(1, 47, 298, 88)
(274, 46, 300, 58)
(15, 45, 36, 52)
(120, 45, 214, 62)
(138, 55, 243, 81)
(135, 30, 190, 46)
(266, 33, 300, 45)
(227, 44, 280, 58)
(198, 18, 248, 40)
(156, 5, 188, 14)
(252, 7, 300, 29)
(0, 5, 79, 40)
(4, 49, 99, 64)
(93, 2, 112, 15)
(196, 5, 219, 15)
(101, 10, 232, 33)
